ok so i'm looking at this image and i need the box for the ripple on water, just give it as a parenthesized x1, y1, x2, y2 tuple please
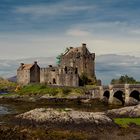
(0, 105, 11, 115)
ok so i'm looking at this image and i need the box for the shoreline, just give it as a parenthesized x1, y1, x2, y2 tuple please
(0, 95, 140, 140)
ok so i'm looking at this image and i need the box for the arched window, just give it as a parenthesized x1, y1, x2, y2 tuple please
(53, 78, 56, 84)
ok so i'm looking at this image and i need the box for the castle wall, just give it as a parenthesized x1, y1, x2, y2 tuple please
(60, 44, 95, 79)
(40, 66, 79, 87)
(17, 62, 40, 85)
(30, 64, 40, 83)
(40, 67, 59, 85)
(58, 67, 79, 87)
(17, 69, 30, 85)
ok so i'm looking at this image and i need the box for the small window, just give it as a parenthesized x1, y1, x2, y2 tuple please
(65, 67, 67, 74)
(75, 68, 78, 74)
(53, 78, 56, 84)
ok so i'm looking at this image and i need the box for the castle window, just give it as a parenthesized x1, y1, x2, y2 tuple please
(75, 68, 78, 74)
(53, 78, 56, 84)
(65, 67, 67, 74)
(76, 52, 80, 58)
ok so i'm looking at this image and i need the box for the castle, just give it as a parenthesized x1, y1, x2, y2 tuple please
(17, 43, 98, 86)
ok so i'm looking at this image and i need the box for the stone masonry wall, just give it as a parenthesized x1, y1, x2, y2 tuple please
(60, 44, 95, 79)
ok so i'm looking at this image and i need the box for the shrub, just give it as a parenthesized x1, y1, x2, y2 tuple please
(61, 88, 71, 95)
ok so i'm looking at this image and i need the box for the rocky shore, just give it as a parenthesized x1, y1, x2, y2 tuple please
(15, 104, 140, 128)
(15, 108, 114, 128)
(0, 96, 139, 140)
(107, 104, 140, 118)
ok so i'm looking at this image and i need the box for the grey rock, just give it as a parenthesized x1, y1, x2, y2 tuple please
(16, 108, 113, 125)
(107, 104, 140, 117)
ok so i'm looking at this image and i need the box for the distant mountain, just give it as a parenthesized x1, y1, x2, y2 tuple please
(7, 76, 17, 82)
(1, 54, 140, 84)
(96, 54, 140, 84)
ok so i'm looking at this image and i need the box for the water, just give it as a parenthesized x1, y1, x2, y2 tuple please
(0, 98, 122, 125)
(0, 105, 15, 124)
(0, 106, 10, 115)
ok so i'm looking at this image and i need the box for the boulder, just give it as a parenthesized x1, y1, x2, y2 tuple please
(16, 108, 113, 126)
(107, 104, 140, 117)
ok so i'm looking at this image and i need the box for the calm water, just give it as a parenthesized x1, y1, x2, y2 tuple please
(0, 106, 10, 115)
(0, 98, 122, 125)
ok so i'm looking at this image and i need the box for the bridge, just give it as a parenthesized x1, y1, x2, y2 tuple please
(90, 84, 140, 105)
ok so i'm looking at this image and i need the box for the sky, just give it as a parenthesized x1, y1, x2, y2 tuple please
(0, 0, 140, 59)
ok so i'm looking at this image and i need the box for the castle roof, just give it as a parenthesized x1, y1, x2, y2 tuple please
(17, 64, 34, 71)
(64, 47, 83, 56)
(22, 64, 34, 70)
(63, 44, 91, 56)
(17, 61, 39, 71)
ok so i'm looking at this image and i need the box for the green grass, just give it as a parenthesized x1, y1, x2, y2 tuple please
(0, 77, 17, 92)
(17, 84, 85, 97)
(17, 84, 60, 96)
(114, 118, 140, 127)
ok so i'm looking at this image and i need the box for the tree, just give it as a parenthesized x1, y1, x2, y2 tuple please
(56, 47, 71, 65)
(56, 53, 63, 65)
(111, 75, 140, 84)
(79, 73, 94, 86)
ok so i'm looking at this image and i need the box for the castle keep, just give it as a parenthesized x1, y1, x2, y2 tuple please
(17, 43, 97, 86)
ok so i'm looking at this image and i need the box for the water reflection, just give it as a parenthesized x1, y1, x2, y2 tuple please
(0, 105, 11, 115)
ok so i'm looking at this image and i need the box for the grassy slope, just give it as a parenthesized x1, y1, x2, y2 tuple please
(0, 77, 17, 92)
(114, 118, 140, 127)
(16, 84, 85, 97)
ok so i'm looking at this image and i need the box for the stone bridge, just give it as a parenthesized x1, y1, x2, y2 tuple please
(98, 84, 140, 105)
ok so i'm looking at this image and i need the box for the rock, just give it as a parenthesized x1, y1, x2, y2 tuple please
(40, 95, 50, 99)
(0, 96, 4, 99)
(107, 104, 140, 117)
(15, 108, 113, 126)
(126, 97, 139, 105)
(80, 99, 91, 103)
(4, 95, 20, 99)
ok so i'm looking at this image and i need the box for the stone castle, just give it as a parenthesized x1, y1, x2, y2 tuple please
(17, 43, 98, 86)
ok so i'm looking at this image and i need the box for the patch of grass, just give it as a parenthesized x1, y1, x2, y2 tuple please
(17, 84, 60, 96)
(114, 118, 140, 127)
(17, 84, 85, 97)
(61, 88, 71, 95)
(0, 78, 17, 93)
(72, 88, 85, 95)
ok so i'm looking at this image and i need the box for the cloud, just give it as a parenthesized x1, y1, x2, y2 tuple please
(129, 29, 140, 35)
(96, 54, 140, 84)
(1, 31, 140, 60)
(66, 28, 91, 37)
(15, 2, 94, 17)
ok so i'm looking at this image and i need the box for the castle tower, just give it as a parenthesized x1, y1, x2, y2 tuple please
(60, 43, 96, 81)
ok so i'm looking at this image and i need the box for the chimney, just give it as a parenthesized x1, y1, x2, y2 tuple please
(20, 63, 24, 69)
(70, 47, 73, 49)
(82, 43, 86, 48)
(34, 61, 37, 65)
(49, 65, 52, 67)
